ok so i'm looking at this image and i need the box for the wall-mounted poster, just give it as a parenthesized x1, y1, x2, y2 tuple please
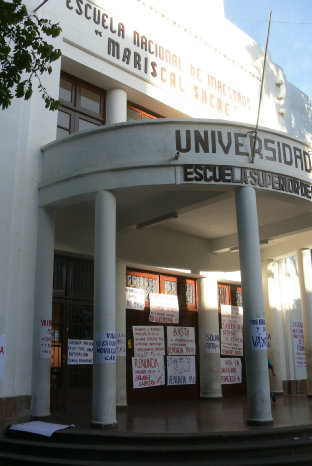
(221, 305, 243, 356)
(292, 320, 306, 369)
(116, 332, 126, 357)
(149, 293, 179, 324)
(167, 327, 196, 355)
(250, 318, 267, 350)
(67, 339, 93, 365)
(132, 356, 165, 388)
(204, 333, 220, 354)
(95, 331, 116, 364)
(167, 356, 196, 385)
(126, 287, 145, 310)
(40, 318, 52, 359)
(221, 358, 242, 384)
(133, 326, 165, 357)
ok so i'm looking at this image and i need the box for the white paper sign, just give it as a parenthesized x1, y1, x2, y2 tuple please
(0, 335, 5, 379)
(126, 287, 145, 310)
(167, 356, 196, 385)
(250, 318, 267, 350)
(221, 305, 243, 356)
(9, 421, 74, 438)
(292, 320, 306, 369)
(149, 293, 179, 324)
(132, 357, 165, 388)
(67, 339, 93, 365)
(95, 331, 116, 364)
(204, 333, 220, 353)
(116, 332, 126, 357)
(221, 358, 242, 384)
(40, 319, 52, 359)
(133, 326, 165, 357)
(167, 327, 196, 355)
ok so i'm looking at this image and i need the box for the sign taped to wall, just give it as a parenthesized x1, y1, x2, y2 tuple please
(40, 318, 52, 359)
(221, 358, 242, 384)
(167, 327, 196, 355)
(133, 326, 165, 357)
(292, 320, 306, 369)
(250, 318, 267, 350)
(68, 339, 93, 365)
(95, 331, 116, 363)
(204, 333, 220, 353)
(132, 356, 165, 388)
(126, 287, 145, 310)
(167, 355, 196, 385)
(149, 293, 179, 324)
(221, 305, 243, 356)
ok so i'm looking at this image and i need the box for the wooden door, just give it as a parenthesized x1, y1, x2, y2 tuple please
(126, 269, 199, 403)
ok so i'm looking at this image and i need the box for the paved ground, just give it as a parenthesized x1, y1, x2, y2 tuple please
(47, 394, 312, 434)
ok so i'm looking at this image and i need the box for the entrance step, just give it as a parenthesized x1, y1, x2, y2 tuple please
(1, 426, 312, 465)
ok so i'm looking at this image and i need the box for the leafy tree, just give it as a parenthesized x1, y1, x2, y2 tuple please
(0, 0, 62, 110)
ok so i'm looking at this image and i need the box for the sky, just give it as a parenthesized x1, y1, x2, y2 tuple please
(224, 0, 312, 99)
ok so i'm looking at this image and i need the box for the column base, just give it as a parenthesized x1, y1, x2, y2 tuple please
(247, 418, 274, 426)
(91, 421, 118, 430)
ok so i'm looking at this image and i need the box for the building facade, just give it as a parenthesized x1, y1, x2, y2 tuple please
(1, 0, 312, 429)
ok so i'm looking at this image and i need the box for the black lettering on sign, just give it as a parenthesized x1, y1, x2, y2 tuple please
(183, 165, 312, 201)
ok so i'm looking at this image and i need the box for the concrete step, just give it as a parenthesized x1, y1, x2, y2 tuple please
(1, 426, 312, 465)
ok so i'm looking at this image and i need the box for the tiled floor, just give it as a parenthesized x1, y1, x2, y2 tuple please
(49, 394, 312, 434)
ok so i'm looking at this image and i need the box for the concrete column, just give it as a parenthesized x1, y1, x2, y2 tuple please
(262, 260, 283, 393)
(116, 260, 127, 406)
(31, 208, 55, 417)
(106, 89, 127, 125)
(297, 248, 312, 396)
(198, 274, 222, 397)
(92, 191, 117, 427)
(235, 186, 272, 425)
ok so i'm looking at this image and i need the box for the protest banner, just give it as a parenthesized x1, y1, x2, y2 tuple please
(167, 327, 196, 355)
(292, 320, 306, 369)
(67, 339, 93, 365)
(221, 357, 242, 384)
(132, 356, 165, 388)
(167, 355, 196, 385)
(126, 287, 145, 310)
(149, 293, 179, 324)
(40, 318, 52, 359)
(95, 331, 116, 363)
(133, 326, 165, 357)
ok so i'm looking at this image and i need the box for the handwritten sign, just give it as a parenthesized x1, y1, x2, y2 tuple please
(204, 333, 220, 354)
(250, 318, 267, 350)
(0, 335, 5, 379)
(221, 358, 242, 384)
(149, 293, 179, 324)
(126, 287, 145, 310)
(292, 321, 306, 369)
(167, 356, 196, 385)
(116, 332, 126, 357)
(167, 327, 196, 355)
(67, 339, 93, 365)
(95, 331, 116, 364)
(221, 305, 243, 356)
(133, 326, 165, 357)
(132, 357, 165, 388)
(40, 319, 52, 359)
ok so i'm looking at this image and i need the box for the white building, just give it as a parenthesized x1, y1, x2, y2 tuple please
(1, 0, 312, 429)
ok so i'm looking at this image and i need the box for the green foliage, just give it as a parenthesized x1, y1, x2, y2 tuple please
(0, 0, 62, 110)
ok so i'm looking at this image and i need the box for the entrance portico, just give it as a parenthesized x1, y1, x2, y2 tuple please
(32, 119, 312, 426)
